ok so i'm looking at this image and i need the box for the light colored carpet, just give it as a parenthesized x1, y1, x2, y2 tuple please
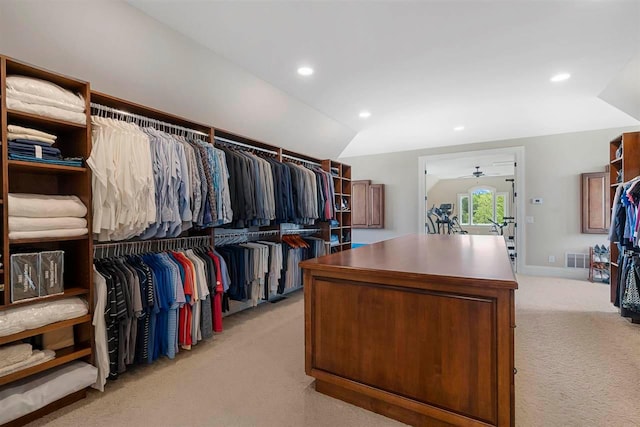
(27, 275, 639, 426)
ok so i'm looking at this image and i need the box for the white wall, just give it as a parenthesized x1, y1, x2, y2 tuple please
(342, 127, 639, 268)
(428, 176, 514, 235)
(0, 0, 355, 159)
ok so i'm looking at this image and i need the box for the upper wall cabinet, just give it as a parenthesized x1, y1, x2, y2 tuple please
(353, 180, 385, 229)
(581, 171, 610, 234)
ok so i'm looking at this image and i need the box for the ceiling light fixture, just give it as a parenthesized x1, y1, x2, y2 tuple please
(359, 111, 371, 119)
(297, 66, 314, 76)
(550, 72, 571, 82)
(454, 126, 465, 131)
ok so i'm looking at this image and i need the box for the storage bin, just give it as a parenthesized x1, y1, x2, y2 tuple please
(10, 253, 40, 302)
(40, 251, 64, 296)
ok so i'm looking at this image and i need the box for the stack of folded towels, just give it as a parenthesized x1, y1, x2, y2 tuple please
(7, 125, 82, 167)
(0, 343, 55, 378)
(6, 75, 86, 125)
(8, 194, 88, 240)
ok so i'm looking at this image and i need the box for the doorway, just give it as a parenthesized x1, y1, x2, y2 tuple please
(419, 147, 525, 272)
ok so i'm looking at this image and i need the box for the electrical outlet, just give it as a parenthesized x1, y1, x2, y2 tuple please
(548, 255, 556, 263)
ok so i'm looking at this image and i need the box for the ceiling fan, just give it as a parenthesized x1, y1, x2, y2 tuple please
(458, 166, 500, 179)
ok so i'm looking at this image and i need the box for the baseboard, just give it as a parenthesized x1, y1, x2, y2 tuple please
(520, 265, 589, 280)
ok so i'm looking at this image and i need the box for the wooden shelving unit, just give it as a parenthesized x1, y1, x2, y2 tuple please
(320, 160, 352, 252)
(0, 55, 93, 422)
(609, 131, 640, 310)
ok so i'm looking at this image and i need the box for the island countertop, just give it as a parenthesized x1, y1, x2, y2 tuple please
(300, 234, 517, 289)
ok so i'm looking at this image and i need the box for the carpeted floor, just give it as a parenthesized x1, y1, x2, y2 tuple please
(28, 275, 639, 426)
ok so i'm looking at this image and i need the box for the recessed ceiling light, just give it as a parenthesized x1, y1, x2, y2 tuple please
(454, 126, 465, 131)
(550, 73, 571, 82)
(297, 66, 314, 76)
(359, 111, 371, 119)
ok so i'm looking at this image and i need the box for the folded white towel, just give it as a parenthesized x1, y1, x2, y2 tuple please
(6, 76, 85, 109)
(9, 228, 88, 240)
(6, 88, 85, 113)
(0, 344, 32, 369)
(9, 217, 87, 232)
(8, 194, 87, 218)
(0, 350, 55, 378)
(7, 125, 57, 141)
(7, 133, 56, 145)
(6, 98, 86, 125)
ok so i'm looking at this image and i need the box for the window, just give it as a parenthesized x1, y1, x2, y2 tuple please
(458, 187, 508, 226)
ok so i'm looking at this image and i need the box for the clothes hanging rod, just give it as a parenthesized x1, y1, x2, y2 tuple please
(281, 153, 321, 167)
(90, 102, 210, 138)
(94, 236, 211, 249)
(214, 136, 279, 156)
(282, 228, 321, 235)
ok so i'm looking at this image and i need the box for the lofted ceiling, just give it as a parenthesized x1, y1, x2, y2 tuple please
(426, 152, 515, 180)
(130, 1, 640, 157)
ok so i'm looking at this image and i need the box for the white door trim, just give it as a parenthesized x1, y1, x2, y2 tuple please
(418, 146, 526, 273)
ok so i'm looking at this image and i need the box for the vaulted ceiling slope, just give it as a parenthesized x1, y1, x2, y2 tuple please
(131, 0, 640, 157)
(0, 0, 355, 160)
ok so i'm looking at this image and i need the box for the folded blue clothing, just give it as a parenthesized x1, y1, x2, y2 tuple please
(8, 154, 83, 167)
(9, 151, 60, 161)
(8, 141, 61, 155)
(10, 138, 55, 148)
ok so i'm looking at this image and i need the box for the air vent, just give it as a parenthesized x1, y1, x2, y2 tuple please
(566, 253, 589, 269)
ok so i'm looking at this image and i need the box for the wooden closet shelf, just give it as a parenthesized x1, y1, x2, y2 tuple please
(0, 315, 91, 346)
(7, 109, 87, 131)
(8, 160, 87, 174)
(611, 183, 623, 188)
(1, 287, 90, 311)
(0, 344, 92, 387)
(611, 157, 623, 164)
(10, 235, 89, 245)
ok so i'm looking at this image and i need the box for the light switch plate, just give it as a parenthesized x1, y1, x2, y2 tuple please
(526, 216, 534, 223)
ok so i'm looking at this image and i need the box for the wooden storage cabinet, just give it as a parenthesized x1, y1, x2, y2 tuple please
(352, 180, 384, 229)
(0, 55, 94, 425)
(301, 235, 517, 426)
(581, 171, 610, 234)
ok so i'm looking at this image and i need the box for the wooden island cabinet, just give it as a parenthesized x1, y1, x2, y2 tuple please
(300, 234, 517, 426)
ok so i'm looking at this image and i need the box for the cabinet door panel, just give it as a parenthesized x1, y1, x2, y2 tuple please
(368, 184, 384, 228)
(581, 172, 609, 234)
(352, 180, 369, 228)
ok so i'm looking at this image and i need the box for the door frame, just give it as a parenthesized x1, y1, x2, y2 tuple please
(418, 146, 525, 273)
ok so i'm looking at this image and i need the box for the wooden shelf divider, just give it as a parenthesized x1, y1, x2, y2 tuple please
(1, 288, 90, 311)
(8, 160, 86, 174)
(10, 235, 89, 245)
(0, 314, 91, 345)
(6, 109, 86, 131)
(0, 345, 92, 387)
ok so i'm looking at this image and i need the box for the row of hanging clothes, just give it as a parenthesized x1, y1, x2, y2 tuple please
(214, 233, 326, 306)
(91, 240, 228, 391)
(609, 177, 640, 315)
(88, 104, 234, 242)
(217, 139, 336, 228)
